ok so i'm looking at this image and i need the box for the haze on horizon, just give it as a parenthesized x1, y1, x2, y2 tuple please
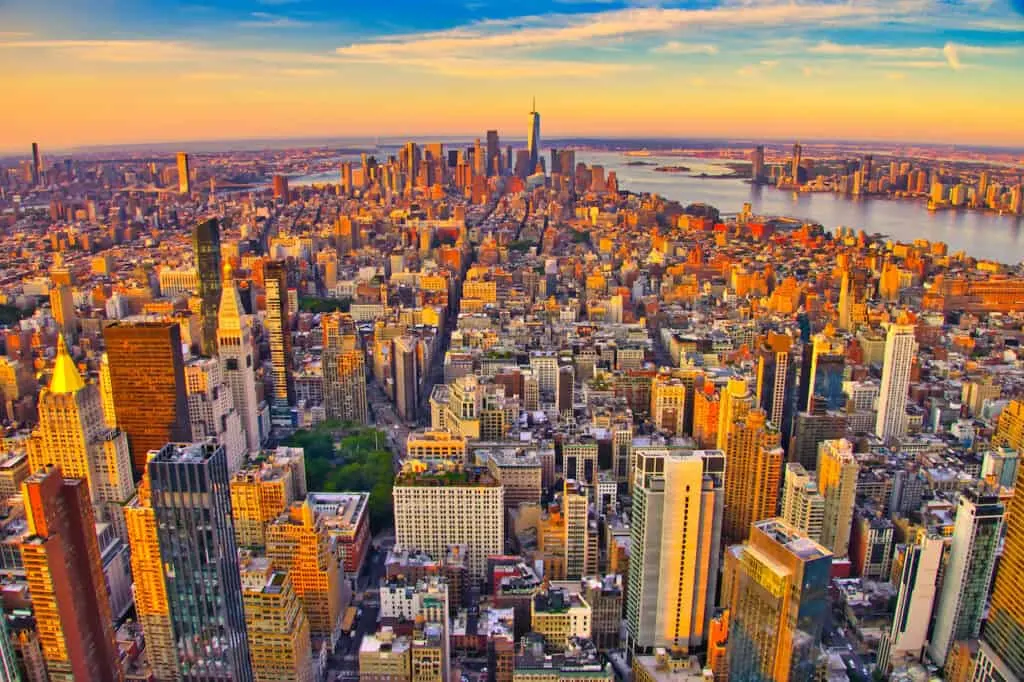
(1, 0, 1023, 152)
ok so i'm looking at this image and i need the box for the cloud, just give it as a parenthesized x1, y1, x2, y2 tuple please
(807, 39, 1017, 71)
(238, 12, 311, 29)
(885, 72, 907, 80)
(737, 59, 778, 77)
(809, 40, 940, 59)
(335, 3, 909, 62)
(651, 41, 718, 55)
(942, 42, 962, 70)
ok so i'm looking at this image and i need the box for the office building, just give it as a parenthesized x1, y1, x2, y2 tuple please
(527, 99, 541, 173)
(185, 357, 246, 474)
(265, 261, 295, 415)
(308, 491, 372, 574)
(486, 130, 500, 176)
(781, 463, 824, 543)
(20, 467, 122, 682)
(723, 410, 783, 545)
(230, 447, 307, 549)
(532, 587, 591, 648)
(878, 533, 944, 673)
(980, 465, 1024, 678)
(272, 174, 289, 200)
(193, 217, 222, 356)
(394, 463, 503, 580)
(103, 321, 192, 474)
(650, 373, 687, 436)
(790, 142, 802, 183)
(393, 336, 420, 423)
(798, 330, 846, 412)
(727, 518, 832, 682)
(817, 438, 859, 557)
(717, 376, 753, 452)
(322, 313, 368, 424)
(266, 499, 346, 648)
(993, 399, 1024, 451)
(240, 556, 315, 682)
(837, 270, 852, 331)
(929, 490, 1004, 668)
(176, 151, 190, 194)
(218, 264, 262, 452)
(27, 336, 135, 540)
(756, 332, 798, 447)
(126, 442, 253, 681)
(789, 400, 848, 472)
(626, 449, 724, 653)
(875, 323, 918, 441)
(849, 512, 894, 580)
(563, 479, 590, 580)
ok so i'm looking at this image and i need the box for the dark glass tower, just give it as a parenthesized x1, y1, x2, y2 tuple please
(193, 217, 222, 357)
(135, 441, 253, 681)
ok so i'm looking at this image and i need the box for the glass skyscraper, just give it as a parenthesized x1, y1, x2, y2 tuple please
(127, 441, 253, 681)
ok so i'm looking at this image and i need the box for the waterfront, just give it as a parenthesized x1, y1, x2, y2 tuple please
(290, 149, 1024, 264)
(576, 151, 1024, 264)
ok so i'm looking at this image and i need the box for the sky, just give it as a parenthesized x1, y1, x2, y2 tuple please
(0, 0, 1023, 151)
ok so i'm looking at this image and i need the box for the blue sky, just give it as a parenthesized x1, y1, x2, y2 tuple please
(1, 0, 1023, 149)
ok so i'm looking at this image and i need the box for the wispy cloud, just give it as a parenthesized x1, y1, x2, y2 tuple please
(335, 2, 912, 63)
(238, 12, 311, 29)
(651, 41, 718, 55)
(737, 59, 778, 77)
(807, 39, 1017, 71)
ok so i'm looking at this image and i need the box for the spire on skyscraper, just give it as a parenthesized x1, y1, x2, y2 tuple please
(50, 333, 85, 394)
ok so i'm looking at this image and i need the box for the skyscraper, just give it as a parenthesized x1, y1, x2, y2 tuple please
(837, 270, 852, 331)
(798, 329, 846, 413)
(322, 312, 368, 424)
(265, 261, 295, 417)
(751, 145, 765, 183)
(126, 441, 253, 681)
(790, 142, 802, 183)
(626, 450, 725, 653)
(31, 142, 42, 186)
(176, 151, 190, 194)
(21, 467, 123, 682)
(218, 264, 262, 452)
(527, 99, 541, 174)
(716, 376, 752, 452)
(723, 409, 783, 545)
(755, 332, 797, 447)
(978, 466, 1024, 678)
(928, 489, 1004, 668)
(486, 130, 500, 176)
(103, 322, 192, 474)
(878, 532, 944, 673)
(727, 518, 832, 682)
(393, 336, 420, 423)
(193, 217, 222, 357)
(817, 438, 859, 558)
(27, 336, 135, 540)
(875, 323, 918, 441)
(266, 500, 345, 648)
(780, 463, 824, 543)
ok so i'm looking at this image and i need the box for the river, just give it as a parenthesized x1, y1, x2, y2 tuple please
(290, 149, 1024, 264)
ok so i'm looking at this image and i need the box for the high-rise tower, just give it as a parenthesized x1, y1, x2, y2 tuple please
(176, 151, 190, 194)
(817, 438, 859, 558)
(723, 409, 783, 545)
(626, 449, 725, 654)
(27, 336, 135, 540)
(104, 322, 192, 474)
(790, 142, 802, 183)
(322, 313, 368, 424)
(875, 323, 918, 441)
(265, 261, 295, 418)
(193, 218, 222, 357)
(126, 441, 253, 681)
(218, 264, 262, 452)
(21, 467, 123, 682)
(31, 142, 42, 186)
(726, 519, 832, 682)
(928, 489, 1004, 668)
(527, 99, 541, 174)
(977, 466, 1024, 678)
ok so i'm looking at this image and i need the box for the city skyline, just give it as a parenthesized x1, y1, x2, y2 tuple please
(1, 0, 1024, 151)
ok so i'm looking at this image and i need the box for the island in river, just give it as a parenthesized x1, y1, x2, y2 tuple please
(654, 165, 692, 173)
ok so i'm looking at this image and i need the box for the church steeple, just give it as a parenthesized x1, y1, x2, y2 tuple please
(49, 333, 85, 394)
